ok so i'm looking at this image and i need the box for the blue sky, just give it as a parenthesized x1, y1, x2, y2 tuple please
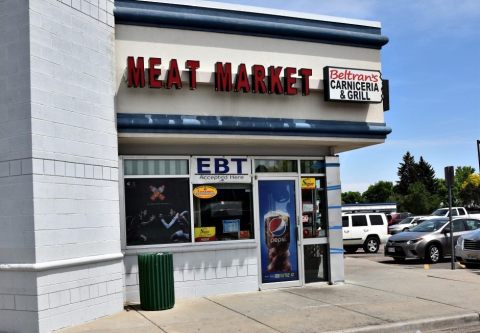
(214, 0, 480, 192)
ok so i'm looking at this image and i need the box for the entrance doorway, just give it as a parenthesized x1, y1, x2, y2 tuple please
(300, 176, 329, 283)
(255, 177, 301, 289)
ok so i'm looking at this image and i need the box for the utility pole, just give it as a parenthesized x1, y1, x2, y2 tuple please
(477, 140, 480, 173)
(445, 166, 455, 270)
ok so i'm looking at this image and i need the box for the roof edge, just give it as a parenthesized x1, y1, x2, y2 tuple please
(115, 0, 389, 49)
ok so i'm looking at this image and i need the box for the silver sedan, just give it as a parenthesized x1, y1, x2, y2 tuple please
(455, 228, 480, 268)
(388, 216, 425, 235)
(385, 218, 480, 264)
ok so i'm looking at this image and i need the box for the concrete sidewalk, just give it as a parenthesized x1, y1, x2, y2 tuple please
(58, 258, 480, 333)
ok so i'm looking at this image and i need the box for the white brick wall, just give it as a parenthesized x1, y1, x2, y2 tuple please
(36, 260, 124, 333)
(1, 0, 120, 331)
(124, 246, 259, 302)
(0, 0, 35, 264)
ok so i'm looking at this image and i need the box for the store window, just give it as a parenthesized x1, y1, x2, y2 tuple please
(124, 159, 191, 246)
(301, 160, 325, 174)
(301, 177, 327, 238)
(254, 159, 298, 173)
(124, 159, 188, 175)
(193, 183, 254, 242)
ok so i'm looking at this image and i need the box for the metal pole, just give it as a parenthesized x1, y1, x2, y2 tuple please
(477, 140, 480, 173)
(449, 185, 454, 270)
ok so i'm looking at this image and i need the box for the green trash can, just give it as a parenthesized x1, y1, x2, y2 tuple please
(138, 253, 175, 311)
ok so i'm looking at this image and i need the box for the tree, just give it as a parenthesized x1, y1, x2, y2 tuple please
(454, 166, 475, 205)
(362, 181, 394, 203)
(416, 156, 436, 193)
(435, 178, 448, 207)
(459, 173, 480, 208)
(396, 152, 417, 195)
(342, 191, 363, 204)
(398, 182, 441, 215)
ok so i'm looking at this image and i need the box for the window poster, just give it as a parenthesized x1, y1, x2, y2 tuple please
(125, 178, 191, 245)
(259, 180, 299, 283)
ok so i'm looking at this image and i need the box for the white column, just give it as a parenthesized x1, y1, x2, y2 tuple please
(325, 155, 345, 283)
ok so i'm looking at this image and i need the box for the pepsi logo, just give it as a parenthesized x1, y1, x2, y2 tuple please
(268, 217, 287, 237)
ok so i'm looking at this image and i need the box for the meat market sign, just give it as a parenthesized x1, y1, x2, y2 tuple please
(125, 57, 383, 103)
(323, 66, 383, 103)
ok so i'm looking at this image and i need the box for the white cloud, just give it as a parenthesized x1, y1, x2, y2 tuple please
(341, 182, 371, 193)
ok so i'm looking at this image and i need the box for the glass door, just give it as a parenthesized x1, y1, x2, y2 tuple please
(300, 174, 329, 283)
(256, 177, 301, 288)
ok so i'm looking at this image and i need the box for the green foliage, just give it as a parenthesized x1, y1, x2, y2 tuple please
(397, 182, 441, 215)
(435, 178, 448, 206)
(341, 150, 477, 212)
(396, 151, 417, 195)
(454, 166, 476, 206)
(459, 173, 480, 207)
(416, 157, 437, 193)
(362, 181, 394, 203)
(342, 191, 363, 204)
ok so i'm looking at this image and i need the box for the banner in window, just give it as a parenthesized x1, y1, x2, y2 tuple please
(125, 178, 191, 245)
(259, 179, 299, 283)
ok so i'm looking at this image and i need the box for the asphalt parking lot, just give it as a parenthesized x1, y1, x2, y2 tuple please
(345, 244, 467, 270)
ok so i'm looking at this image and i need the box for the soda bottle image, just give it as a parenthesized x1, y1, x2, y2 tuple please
(264, 210, 291, 272)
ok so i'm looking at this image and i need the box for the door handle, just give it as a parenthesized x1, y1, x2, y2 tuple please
(344, 230, 349, 233)
(364, 229, 369, 232)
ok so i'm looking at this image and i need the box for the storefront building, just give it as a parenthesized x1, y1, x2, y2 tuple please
(0, 0, 389, 332)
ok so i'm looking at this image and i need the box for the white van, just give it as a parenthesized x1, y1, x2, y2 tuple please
(342, 213, 389, 253)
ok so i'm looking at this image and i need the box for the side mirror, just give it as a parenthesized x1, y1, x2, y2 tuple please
(443, 227, 451, 234)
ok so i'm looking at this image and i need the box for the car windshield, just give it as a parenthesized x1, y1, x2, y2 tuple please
(410, 220, 447, 232)
(431, 208, 448, 216)
(399, 217, 414, 224)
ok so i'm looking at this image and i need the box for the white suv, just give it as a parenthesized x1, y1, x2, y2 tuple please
(342, 213, 389, 253)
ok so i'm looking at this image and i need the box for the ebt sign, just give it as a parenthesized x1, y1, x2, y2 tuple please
(191, 157, 251, 183)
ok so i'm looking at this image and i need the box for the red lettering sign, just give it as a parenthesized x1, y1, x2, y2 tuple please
(127, 56, 145, 88)
(148, 57, 162, 88)
(252, 65, 267, 94)
(166, 59, 182, 89)
(215, 62, 232, 92)
(234, 63, 250, 93)
(283, 67, 297, 95)
(298, 68, 312, 96)
(185, 60, 200, 90)
(268, 66, 283, 94)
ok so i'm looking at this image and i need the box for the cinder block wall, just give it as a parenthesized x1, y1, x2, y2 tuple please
(0, 1, 122, 332)
(0, 0, 39, 331)
(124, 246, 259, 301)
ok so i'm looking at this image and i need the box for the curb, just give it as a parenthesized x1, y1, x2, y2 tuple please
(326, 313, 480, 333)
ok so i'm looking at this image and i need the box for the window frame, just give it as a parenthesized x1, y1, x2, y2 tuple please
(192, 182, 255, 243)
(121, 156, 194, 249)
(120, 156, 329, 251)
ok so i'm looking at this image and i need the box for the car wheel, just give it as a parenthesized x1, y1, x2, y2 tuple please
(363, 237, 379, 253)
(425, 244, 442, 264)
(344, 246, 358, 254)
(393, 257, 405, 263)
